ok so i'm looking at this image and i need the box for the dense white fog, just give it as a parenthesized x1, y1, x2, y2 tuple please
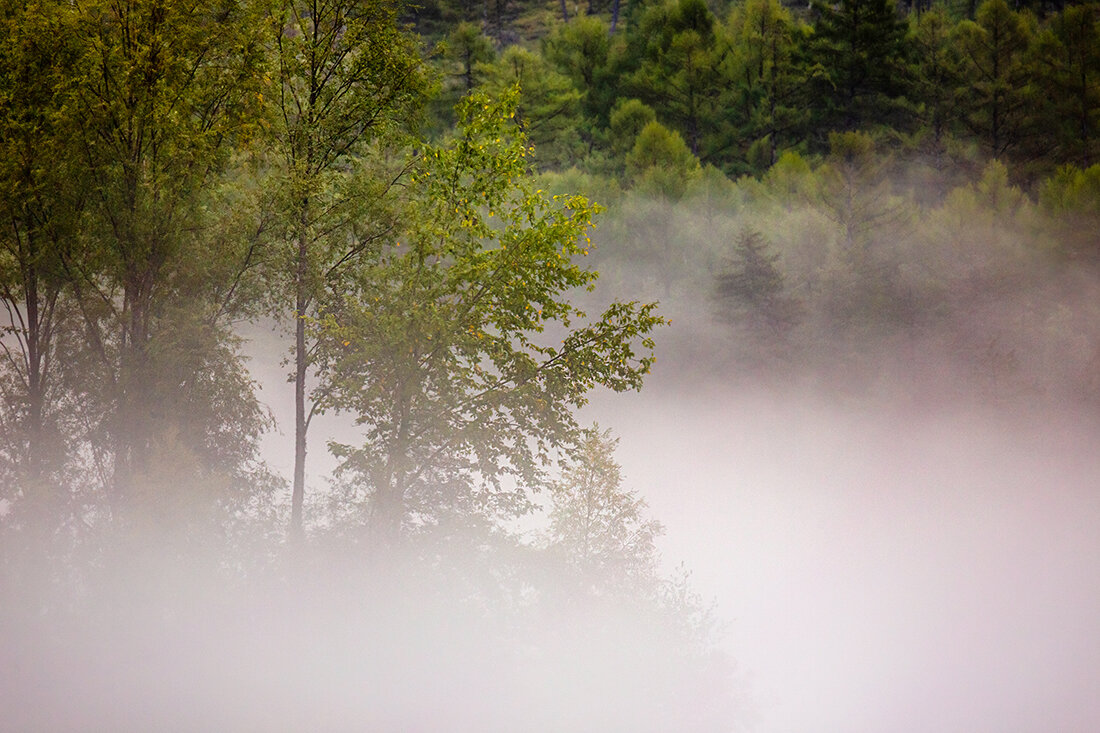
(229, 295, 1100, 733)
(587, 381, 1100, 732)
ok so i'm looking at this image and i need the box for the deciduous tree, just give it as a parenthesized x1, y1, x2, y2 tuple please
(266, 0, 425, 537)
(62, 0, 271, 528)
(545, 426, 663, 593)
(312, 91, 662, 547)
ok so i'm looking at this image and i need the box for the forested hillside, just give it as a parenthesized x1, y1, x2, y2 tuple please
(1, 0, 1098, 729)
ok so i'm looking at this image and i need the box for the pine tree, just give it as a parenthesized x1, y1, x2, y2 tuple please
(714, 227, 801, 340)
(1031, 4, 1100, 167)
(724, 0, 810, 173)
(806, 0, 913, 140)
(953, 0, 1035, 159)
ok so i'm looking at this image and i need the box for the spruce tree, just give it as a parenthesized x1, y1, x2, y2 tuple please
(806, 0, 913, 140)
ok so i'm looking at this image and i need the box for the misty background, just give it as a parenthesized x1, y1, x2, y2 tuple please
(4, 0, 1100, 730)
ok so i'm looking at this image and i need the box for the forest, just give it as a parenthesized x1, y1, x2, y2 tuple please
(1, 0, 1099, 729)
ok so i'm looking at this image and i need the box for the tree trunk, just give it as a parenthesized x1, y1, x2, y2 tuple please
(290, 201, 309, 540)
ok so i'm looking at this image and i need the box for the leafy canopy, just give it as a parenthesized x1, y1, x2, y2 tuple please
(314, 89, 664, 540)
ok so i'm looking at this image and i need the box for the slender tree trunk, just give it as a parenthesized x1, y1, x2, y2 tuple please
(560, 0, 569, 22)
(290, 200, 309, 540)
(610, 0, 620, 33)
(115, 267, 160, 526)
(24, 258, 43, 485)
(19, 235, 54, 526)
(366, 385, 412, 549)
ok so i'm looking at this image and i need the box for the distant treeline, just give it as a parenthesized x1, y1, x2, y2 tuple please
(424, 0, 1098, 181)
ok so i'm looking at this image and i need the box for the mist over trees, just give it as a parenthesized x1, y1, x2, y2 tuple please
(2, 0, 1100, 728)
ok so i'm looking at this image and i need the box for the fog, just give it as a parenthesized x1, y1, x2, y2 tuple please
(562, 168, 1100, 732)
(6, 165, 1100, 733)
(586, 383, 1100, 733)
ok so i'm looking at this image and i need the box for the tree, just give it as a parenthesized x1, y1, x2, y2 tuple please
(814, 132, 916, 336)
(713, 227, 801, 342)
(609, 97, 657, 158)
(444, 22, 495, 96)
(910, 6, 964, 145)
(625, 0, 727, 159)
(953, 0, 1035, 159)
(818, 131, 905, 255)
(1038, 162, 1100, 259)
(805, 0, 913, 139)
(542, 15, 613, 127)
(545, 426, 664, 593)
(625, 120, 701, 199)
(482, 46, 584, 169)
(724, 0, 809, 172)
(1031, 4, 1100, 167)
(312, 90, 663, 547)
(0, 0, 82, 539)
(60, 0, 272, 529)
(266, 0, 426, 538)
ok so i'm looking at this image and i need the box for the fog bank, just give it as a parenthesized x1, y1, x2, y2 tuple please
(587, 380, 1100, 733)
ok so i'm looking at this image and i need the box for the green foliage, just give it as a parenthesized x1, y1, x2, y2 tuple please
(623, 0, 728, 159)
(724, 0, 810, 172)
(483, 46, 584, 169)
(1038, 163, 1100, 258)
(818, 131, 908, 252)
(762, 149, 820, 202)
(313, 90, 663, 543)
(266, 0, 427, 533)
(626, 120, 702, 199)
(545, 426, 664, 591)
(928, 159, 1034, 284)
(609, 97, 657, 158)
(445, 22, 497, 94)
(542, 15, 612, 121)
(429, 22, 496, 135)
(271, 0, 425, 179)
(910, 6, 964, 142)
(0, 0, 285, 551)
(1040, 163, 1100, 214)
(1030, 4, 1100, 167)
(952, 0, 1035, 158)
(805, 0, 914, 139)
(714, 227, 802, 340)
(61, 0, 274, 521)
(0, 0, 81, 505)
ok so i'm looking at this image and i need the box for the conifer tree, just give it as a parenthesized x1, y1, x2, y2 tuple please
(714, 227, 800, 340)
(953, 0, 1035, 159)
(806, 0, 913, 140)
(1031, 4, 1100, 167)
(724, 0, 809, 172)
